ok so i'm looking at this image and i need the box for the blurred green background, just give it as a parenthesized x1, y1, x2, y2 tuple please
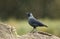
(0, 0, 60, 37)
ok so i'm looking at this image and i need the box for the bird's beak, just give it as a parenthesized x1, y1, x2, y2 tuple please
(26, 12, 29, 17)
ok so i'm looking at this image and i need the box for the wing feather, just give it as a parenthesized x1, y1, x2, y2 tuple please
(29, 18, 44, 26)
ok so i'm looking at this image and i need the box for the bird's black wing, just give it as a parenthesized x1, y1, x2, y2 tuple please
(29, 18, 45, 26)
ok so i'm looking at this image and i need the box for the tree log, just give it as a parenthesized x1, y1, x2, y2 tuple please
(0, 23, 60, 39)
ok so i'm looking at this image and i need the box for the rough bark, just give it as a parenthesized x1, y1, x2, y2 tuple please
(0, 23, 60, 39)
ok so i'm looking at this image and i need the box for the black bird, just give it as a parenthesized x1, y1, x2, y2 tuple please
(27, 12, 48, 31)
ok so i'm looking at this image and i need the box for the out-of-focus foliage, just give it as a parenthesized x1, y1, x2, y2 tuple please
(0, 0, 60, 20)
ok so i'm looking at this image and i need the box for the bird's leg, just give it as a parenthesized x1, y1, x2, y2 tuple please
(30, 27, 37, 33)
(30, 29, 34, 33)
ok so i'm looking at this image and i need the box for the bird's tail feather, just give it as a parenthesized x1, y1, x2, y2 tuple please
(44, 25, 48, 27)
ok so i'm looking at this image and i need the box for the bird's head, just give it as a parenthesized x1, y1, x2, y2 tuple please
(26, 12, 33, 17)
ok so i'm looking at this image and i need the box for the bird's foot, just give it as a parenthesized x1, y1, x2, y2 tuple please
(30, 29, 37, 33)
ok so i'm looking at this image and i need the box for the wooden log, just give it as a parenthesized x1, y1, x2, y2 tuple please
(0, 23, 60, 39)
